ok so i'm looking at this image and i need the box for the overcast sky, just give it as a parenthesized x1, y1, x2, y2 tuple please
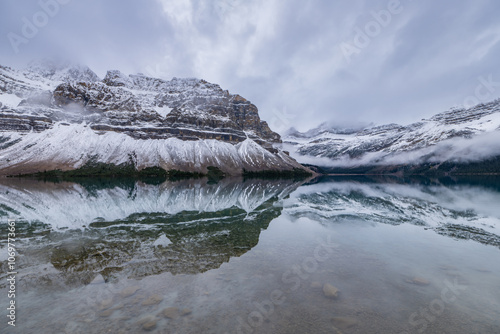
(1, 0, 500, 132)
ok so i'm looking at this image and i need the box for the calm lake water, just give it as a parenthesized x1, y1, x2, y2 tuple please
(1, 176, 500, 333)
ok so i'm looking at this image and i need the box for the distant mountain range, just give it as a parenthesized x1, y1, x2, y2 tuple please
(0, 60, 308, 176)
(284, 99, 500, 175)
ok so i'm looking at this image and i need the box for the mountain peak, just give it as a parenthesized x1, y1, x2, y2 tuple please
(25, 59, 100, 83)
(103, 70, 132, 87)
(0, 61, 308, 176)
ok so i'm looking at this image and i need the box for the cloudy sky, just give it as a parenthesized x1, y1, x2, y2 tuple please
(1, 0, 500, 132)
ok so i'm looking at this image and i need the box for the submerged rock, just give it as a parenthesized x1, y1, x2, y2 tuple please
(136, 315, 158, 331)
(407, 277, 430, 286)
(323, 283, 339, 298)
(98, 309, 114, 317)
(163, 307, 179, 319)
(141, 295, 163, 306)
(98, 298, 114, 310)
(180, 308, 192, 316)
(120, 286, 141, 297)
(332, 316, 358, 329)
(142, 319, 157, 331)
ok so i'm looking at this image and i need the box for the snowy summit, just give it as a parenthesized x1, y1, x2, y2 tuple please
(0, 61, 309, 176)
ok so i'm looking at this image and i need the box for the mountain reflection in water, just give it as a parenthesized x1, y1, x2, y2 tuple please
(0, 178, 303, 289)
(0, 176, 499, 334)
(285, 176, 500, 249)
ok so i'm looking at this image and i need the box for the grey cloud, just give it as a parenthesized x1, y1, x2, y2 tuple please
(1, 0, 499, 132)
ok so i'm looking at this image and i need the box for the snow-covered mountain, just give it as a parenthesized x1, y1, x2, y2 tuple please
(284, 100, 500, 173)
(0, 61, 307, 176)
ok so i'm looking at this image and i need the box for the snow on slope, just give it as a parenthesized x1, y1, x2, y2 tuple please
(0, 123, 304, 175)
(0, 93, 22, 108)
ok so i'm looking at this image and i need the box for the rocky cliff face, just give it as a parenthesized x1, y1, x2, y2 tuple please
(0, 61, 305, 176)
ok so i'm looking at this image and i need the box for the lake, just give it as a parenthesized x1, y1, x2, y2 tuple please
(1, 176, 499, 333)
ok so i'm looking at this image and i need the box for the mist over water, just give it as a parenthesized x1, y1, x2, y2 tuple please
(1, 176, 499, 333)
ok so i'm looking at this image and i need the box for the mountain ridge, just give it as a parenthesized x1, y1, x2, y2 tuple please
(284, 98, 500, 175)
(0, 61, 310, 176)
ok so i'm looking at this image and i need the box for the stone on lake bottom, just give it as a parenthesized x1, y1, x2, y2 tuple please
(163, 307, 179, 319)
(180, 308, 192, 316)
(98, 298, 114, 310)
(332, 316, 358, 329)
(136, 315, 157, 331)
(323, 283, 339, 299)
(120, 286, 140, 298)
(99, 309, 114, 317)
(142, 295, 163, 306)
(142, 319, 157, 331)
(407, 277, 430, 286)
